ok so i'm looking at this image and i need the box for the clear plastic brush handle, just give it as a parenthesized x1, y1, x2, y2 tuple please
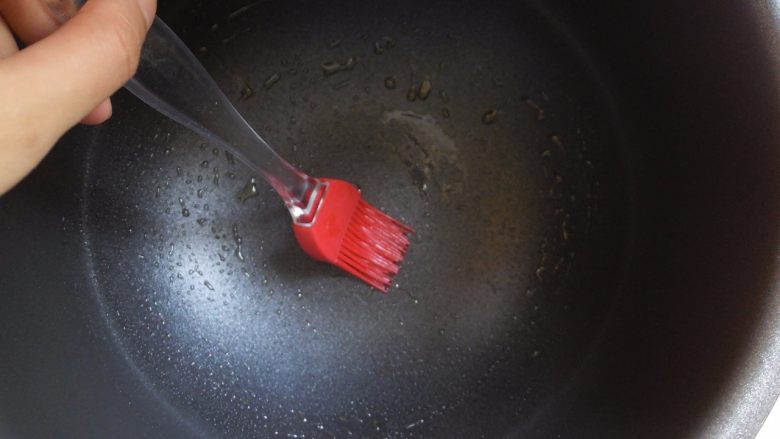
(43, 0, 320, 216)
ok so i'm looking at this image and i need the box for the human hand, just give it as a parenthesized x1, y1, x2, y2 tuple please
(0, 0, 156, 195)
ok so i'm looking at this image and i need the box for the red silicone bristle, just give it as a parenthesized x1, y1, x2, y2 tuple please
(335, 199, 414, 292)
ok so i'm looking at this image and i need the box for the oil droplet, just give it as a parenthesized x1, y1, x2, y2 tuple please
(438, 328, 445, 336)
(238, 177, 258, 203)
(238, 80, 253, 99)
(200, 160, 210, 169)
(233, 224, 245, 262)
(321, 57, 357, 76)
(197, 188, 205, 198)
(384, 76, 397, 89)
(182, 208, 191, 217)
(417, 79, 432, 100)
(405, 419, 425, 430)
(406, 87, 416, 102)
(264, 72, 281, 90)
(522, 96, 546, 121)
(373, 36, 396, 54)
(482, 110, 498, 124)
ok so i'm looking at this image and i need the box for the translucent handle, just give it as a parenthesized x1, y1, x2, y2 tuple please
(126, 18, 318, 211)
(42, 0, 318, 214)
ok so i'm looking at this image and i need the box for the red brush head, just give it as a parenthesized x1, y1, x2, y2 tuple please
(292, 179, 414, 292)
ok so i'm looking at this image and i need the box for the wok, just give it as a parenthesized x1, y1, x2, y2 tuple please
(1, 0, 780, 437)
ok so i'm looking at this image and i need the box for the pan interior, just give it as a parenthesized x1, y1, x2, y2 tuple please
(81, 0, 631, 436)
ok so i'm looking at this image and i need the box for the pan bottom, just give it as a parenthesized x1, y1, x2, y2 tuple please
(80, 0, 631, 436)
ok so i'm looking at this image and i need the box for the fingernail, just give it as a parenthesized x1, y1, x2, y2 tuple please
(136, 0, 156, 28)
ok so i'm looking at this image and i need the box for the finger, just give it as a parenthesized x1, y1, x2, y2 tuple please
(0, 0, 59, 44)
(1, 1, 115, 125)
(0, 0, 156, 194)
(2, 0, 155, 130)
(81, 98, 112, 125)
(0, 19, 18, 57)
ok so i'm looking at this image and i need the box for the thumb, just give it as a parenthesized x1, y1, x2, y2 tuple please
(0, 0, 156, 193)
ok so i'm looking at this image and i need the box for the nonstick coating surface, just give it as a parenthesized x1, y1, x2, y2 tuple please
(6, 0, 632, 437)
(78, 1, 630, 436)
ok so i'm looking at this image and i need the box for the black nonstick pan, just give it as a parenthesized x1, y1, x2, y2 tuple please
(2, 0, 780, 438)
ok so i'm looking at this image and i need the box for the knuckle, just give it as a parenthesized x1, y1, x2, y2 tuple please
(106, 14, 144, 79)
